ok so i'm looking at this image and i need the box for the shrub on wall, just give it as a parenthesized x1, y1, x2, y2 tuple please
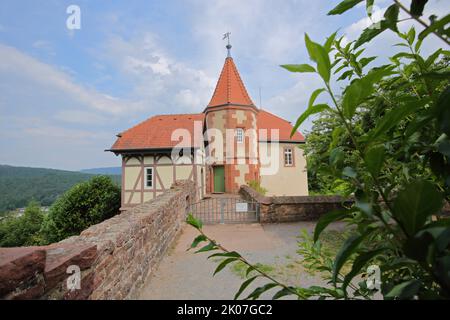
(40, 176, 120, 244)
(247, 180, 267, 196)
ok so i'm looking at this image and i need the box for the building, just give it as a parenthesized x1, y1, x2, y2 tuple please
(108, 45, 308, 211)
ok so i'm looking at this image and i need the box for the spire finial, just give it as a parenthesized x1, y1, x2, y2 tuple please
(223, 32, 232, 57)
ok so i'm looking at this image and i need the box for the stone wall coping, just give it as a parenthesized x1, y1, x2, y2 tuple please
(239, 185, 352, 205)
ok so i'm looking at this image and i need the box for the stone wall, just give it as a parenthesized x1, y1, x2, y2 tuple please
(239, 185, 352, 223)
(0, 180, 196, 300)
(240, 185, 450, 223)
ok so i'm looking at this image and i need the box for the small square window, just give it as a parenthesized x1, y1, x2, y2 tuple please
(236, 128, 244, 143)
(145, 167, 153, 188)
(284, 148, 293, 166)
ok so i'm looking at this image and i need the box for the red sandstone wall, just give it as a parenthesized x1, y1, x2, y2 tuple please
(205, 107, 260, 194)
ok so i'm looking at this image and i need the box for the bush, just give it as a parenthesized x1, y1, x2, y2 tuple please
(247, 180, 267, 195)
(40, 176, 120, 244)
(0, 201, 44, 247)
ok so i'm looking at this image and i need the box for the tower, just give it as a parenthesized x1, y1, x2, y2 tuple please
(204, 39, 260, 193)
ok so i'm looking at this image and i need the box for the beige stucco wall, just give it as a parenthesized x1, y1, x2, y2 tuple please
(122, 153, 205, 208)
(124, 166, 141, 190)
(259, 142, 308, 196)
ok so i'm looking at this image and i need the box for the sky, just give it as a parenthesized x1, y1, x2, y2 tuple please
(0, 0, 447, 171)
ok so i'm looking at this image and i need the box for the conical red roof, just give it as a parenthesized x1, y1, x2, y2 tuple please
(207, 57, 255, 107)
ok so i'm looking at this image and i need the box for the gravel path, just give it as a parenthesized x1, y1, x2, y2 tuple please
(139, 222, 343, 300)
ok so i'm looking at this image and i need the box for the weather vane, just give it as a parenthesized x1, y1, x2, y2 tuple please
(223, 32, 232, 57)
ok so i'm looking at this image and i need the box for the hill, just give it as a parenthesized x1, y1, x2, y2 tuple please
(0, 165, 121, 212)
(80, 167, 121, 175)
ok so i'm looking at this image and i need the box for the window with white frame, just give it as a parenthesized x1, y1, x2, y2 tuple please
(236, 128, 244, 143)
(145, 167, 153, 188)
(284, 148, 293, 166)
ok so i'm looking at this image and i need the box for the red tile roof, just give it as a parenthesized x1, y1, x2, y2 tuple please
(110, 110, 304, 152)
(207, 57, 255, 107)
(257, 110, 305, 142)
(110, 56, 303, 152)
(109, 113, 205, 151)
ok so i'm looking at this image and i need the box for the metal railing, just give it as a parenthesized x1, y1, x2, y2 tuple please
(188, 197, 259, 224)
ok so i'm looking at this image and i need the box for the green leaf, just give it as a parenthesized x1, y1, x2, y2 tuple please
(425, 48, 442, 68)
(245, 283, 279, 300)
(418, 14, 450, 41)
(291, 104, 331, 137)
(342, 248, 386, 295)
(333, 64, 347, 74)
(384, 4, 399, 32)
(360, 56, 377, 68)
(342, 79, 364, 118)
(305, 34, 331, 83)
(213, 258, 238, 275)
(189, 234, 207, 250)
(280, 64, 316, 73)
(355, 21, 388, 48)
(329, 147, 345, 168)
(234, 276, 258, 300)
(438, 139, 450, 158)
(208, 251, 241, 259)
(385, 280, 421, 299)
(365, 145, 385, 177)
(407, 27, 416, 45)
(272, 287, 296, 300)
(337, 70, 354, 81)
(410, 0, 428, 17)
(436, 86, 450, 136)
(368, 98, 428, 142)
(392, 180, 444, 236)
(324, 31, 338, 52)
(366, 0, 374, 17)
(342, 66, 394, 118)
(332, 232, 370, 284)
(314, 209, 351, 242)
(186, 213, 203, 229)
(342, 166, 357, 178)
(308, 88, 326, 108)
(328, 0, 364, 15)
(196, 241, 218, 253)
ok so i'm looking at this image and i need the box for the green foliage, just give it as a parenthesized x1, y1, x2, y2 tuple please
(0, 201, 44, 247)
(247, 180, 268, 195)
(282, 22, 450, 299)
(0, 165, 121, 212)
(188, 1, 450, 300)
(40, 176, 120, 244)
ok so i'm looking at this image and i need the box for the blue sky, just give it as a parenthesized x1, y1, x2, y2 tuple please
(0, 0, 447, 170)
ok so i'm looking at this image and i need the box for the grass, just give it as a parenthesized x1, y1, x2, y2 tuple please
(222, 228, 351, 287)
(230, 261, 275, 279)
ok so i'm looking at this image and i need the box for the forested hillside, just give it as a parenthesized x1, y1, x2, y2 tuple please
(0, 165, 121, 212)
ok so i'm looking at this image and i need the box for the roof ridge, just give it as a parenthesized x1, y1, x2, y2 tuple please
(260, 109, 293, 125)
(118, 113, 204, 136)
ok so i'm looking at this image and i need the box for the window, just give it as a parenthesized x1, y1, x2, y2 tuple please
(145, 167, 153, 188)
(236, 128, 244, 143)
(284, 148, 294, 166)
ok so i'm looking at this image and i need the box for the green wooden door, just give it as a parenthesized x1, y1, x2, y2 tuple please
(213, 166, 225, 193)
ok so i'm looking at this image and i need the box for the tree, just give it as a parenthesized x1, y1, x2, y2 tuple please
(40, 176, 120, 244)
(0, 201, 44, 247)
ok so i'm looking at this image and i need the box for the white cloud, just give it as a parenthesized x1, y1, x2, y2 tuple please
(0, 44, 139, 115)
(95, 33, 216, 114)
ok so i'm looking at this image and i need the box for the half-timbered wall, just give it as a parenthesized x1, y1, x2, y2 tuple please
(121, 152, 205, 210)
